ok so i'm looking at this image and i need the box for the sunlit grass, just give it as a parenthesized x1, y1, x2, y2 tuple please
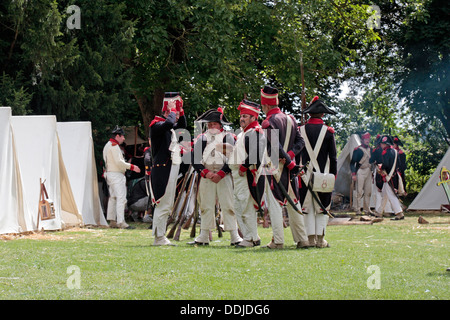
(1, 213, 448, 300)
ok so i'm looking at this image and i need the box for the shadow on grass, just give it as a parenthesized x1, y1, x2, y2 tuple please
(426, 270, 450, 277)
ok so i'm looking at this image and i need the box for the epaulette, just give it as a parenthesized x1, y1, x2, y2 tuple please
(111, 141, 118, 146)
(354, 147, 360, 151)
(261, 119, 270, 129)
(327, 126, 335, 134)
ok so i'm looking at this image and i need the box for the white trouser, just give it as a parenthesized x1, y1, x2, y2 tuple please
(302, 190, 329, 236)
(265, 178, 308, 244)
(153, 164, 180, 237)
(106, 172, 127, 224)
(380, 182, 402, 214)
(232, 171, 259, 242)
(198, 174, 237, 231)
(356, 167, 372, 212)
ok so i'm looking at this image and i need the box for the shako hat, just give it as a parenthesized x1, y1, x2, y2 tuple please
(162, 92, 183, 112)
(238, 99, 260, 118)
(260, 86, 279, 106)
(302, 96, 337, 115)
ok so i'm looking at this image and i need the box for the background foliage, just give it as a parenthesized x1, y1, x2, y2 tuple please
(0, 0, 448, 191)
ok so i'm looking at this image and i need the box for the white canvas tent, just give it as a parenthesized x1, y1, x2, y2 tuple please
(0, 107, 26, 234)
(57, 122, 107, 226)
(334, 133, 393, 212)
(10, 115, 83, 232)
(408, 147, 450, 211)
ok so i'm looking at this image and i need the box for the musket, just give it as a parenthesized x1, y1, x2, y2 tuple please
(294, 35, 307, 125)
(264, 163, 303, 215)
(172, 171, 197, 240)
(274, 174, 303, 215)
(168, 164, 192, 225)
(182, 177, 199, 230)
(300, 49, 306, 125)
(349, 180, 355, 209)
(251, 169, 266, 222)
(167, 170, 195, 239)
(190, 199, 199, 238)
(215, 203, 223, 238)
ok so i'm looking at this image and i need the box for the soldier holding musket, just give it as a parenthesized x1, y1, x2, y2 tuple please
(297, 97, 337, 248)
(260, 86, 309, 249)
(148, 92, 186, 246)
(189, 107, 242, 246)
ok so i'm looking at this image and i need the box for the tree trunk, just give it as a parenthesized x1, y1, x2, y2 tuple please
(134, 88, 165, 138)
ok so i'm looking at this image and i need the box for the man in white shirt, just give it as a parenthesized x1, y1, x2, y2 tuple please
(103, 126, 141, 229)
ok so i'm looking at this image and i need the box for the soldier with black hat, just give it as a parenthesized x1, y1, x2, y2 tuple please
(370, 134, 385, 216)
(377, 135, 404, 220)
(393, 136, 407, 194)
(189, 107, 242, 246)
(298, 96, 337, 248)
(149, 92, 187, 245)
(103, 125, 141, 229)
(228, 100, 267, 248)
(260, 86, 309, 249)
(350, 132, 373, 215)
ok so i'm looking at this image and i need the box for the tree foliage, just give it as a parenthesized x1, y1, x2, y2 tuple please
(0, 0, 447, 185)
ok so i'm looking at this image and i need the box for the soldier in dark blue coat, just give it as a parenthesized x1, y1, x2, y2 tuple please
(297, 96, 337, 248)
(393, 136, 407, 194)
(148, 92, 186, 245)
(260, 86, 308, 249)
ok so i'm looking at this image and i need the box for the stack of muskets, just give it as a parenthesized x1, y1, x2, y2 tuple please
(167, 166, 198, 240)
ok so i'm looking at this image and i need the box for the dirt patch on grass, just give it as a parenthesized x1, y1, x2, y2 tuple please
(0, 227, 107, 241)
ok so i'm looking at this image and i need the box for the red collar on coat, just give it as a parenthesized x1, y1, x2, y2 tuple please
(243, 120, 261, 132)
(306, 118, 324, 125)
(382, 145, 391, 155)
(149, 116, 166, 127)
(109, 138, 119, 146)
(266, 107, 282, 117)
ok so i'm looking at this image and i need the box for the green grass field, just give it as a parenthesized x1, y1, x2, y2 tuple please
(1, 213, 448, 300)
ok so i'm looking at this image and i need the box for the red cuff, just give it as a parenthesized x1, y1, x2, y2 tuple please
(287, 150, 295, 160)
(216, 170, 226, 178)
(130, 164, 135, 171)
(239, 165, 248, 173)
(201, 169, 210, 178)
(170, 108, 177, 113)
(179, 108, 184, 116)
(287, 161, 295, 171)
(352, 172, 356, 176)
